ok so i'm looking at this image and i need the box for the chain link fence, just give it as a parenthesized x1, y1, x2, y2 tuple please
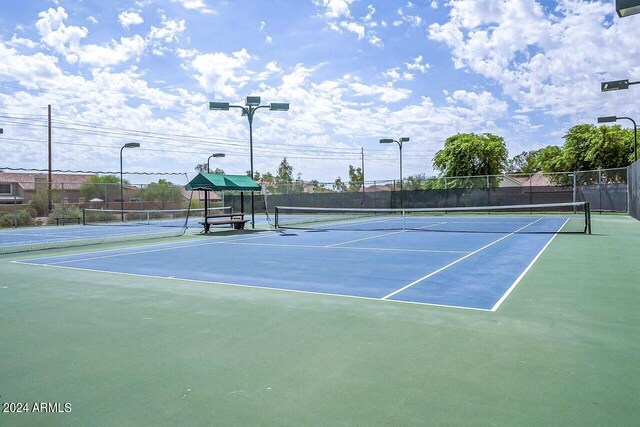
(629, 161, 640, 221)
(0, 179, 193, 228)
(223, 168, 629, 214)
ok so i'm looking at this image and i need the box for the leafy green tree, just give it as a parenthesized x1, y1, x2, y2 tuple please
(276, 158, 294, 184)
(79, 175, 125, 202)
(506, 146, 563, 174)
(348, 165, 364, 191)
(140, 179, 184, 209)
(333, 177, 347, 192)
(433, 133, 508, 187)
(211, 167, 225, 175)
(29, 188, 50, 216)
(195, 163, 208, 173)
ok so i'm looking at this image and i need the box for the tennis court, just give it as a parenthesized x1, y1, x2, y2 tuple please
(2, 205, 639, 426)
(17, 209, 574, 311)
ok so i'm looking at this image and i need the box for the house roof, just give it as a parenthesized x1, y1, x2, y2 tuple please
(185, 173, 261, 192)
(0, 172, 93, 190)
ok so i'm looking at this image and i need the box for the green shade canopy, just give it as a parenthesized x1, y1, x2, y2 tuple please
(185, 173, 261, 192)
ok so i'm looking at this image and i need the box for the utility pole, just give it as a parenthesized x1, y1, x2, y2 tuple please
(48, 104, 52, 213)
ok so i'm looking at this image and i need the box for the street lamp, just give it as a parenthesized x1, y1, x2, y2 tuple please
(120, 142, 140, 220)
(209, 96, 289, 228)
(380, 137, 409, 209)
(207, 153, 225, 173)
(616, 0, 640, 17)
(601, 79, 640, 92)
(598, 116, 637, 162)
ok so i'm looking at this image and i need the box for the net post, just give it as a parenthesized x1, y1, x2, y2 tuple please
(585, 202, 591, 234)
(274, 206, 279, 228)
(82, 208, 86, 226)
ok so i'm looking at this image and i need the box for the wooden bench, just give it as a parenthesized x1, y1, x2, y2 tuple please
(199, 213, 249, 232)
(54, 217, 81, 226)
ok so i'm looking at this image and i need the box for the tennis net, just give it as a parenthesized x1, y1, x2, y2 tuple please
(0, 207, 231, 255)
(274, 202, 591, 234)
(82, 207, 230, 227)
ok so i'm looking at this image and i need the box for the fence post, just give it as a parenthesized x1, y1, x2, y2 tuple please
(13, 191, 18, 227)
(598, 169, 602, 212)
(572, 171, 577, 213)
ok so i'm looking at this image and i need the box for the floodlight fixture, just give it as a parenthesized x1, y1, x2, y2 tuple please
(209, 96, 290, 228)
(209, 102, 230, 111)
(616, 0, 640, 17)
(269, 103, 289, 111)
(379, 136, 410, 208)
(124, 142, 140, 148)
(207, 153, 225, 173)
(597, 116, 618, 123)
(245, 96, 261, 106)
(601, 79, 630, 92)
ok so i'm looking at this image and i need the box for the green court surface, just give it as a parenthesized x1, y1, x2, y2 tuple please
(1, 215, 639, 426)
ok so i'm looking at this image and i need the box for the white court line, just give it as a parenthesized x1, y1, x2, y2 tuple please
(325, 222, 446, 248)
(16, 260, 492, 312)
(13, 231, 280, 265)
(489, 218, 569, 312)
(225, 240, 469, 254)
(381, 217, 544, 300)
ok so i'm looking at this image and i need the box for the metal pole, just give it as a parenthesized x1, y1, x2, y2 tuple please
(48, 104, 52, 214)
(398, 141, 403, 209)
(248, 108, 255, 228)
(120, 146, 124, 221)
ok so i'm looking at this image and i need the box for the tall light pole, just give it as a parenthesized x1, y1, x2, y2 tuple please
(207, 153, 225, 173)
(120, 142, 140, 221)
(205, 153, 225, 216)
(209, 96, 289, 228)
(598, 116, 637, 162)
(380, 137, 409, 209)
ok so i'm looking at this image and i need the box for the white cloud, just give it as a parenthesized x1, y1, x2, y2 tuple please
(36, 7, 88, 56)
(405, 55, 429, 74)
(170, 0, 215, 14)
(9, 35, 38, 49)
(189, 49, 255, 97)
(265, 35, 273, 44)
(340, 21, 365, 39)
(314, 0, 354, 19)
(35, 7, 145, 66)
(368, 35, 383, 47)
(118, 11, 144, 29)
(87, 16, 98, 24)
(349, 82, 411, 102)
(428, 0, 640, 118)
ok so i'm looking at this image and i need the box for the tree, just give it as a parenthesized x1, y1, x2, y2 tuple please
(79, 175, 124, 202)
(348, 165, 364, 191)
(433, 133, 508, 186)
(506, 146, 562, 174)
(211, 167, 225, 175)
(195, 163, 207, 173)
(560, 124, 633, 171)
(276, 158, 294, 189)
(140, 179, 184, 209)
(333, 177, 347, 192)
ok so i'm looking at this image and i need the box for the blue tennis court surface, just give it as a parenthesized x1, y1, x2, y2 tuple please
(15, 214, 570, 311)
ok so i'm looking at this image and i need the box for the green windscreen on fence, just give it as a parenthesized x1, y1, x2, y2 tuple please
(630, 160, 640, 221)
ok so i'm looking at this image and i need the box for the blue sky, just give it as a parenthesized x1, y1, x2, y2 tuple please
(1, 0, 639, 184)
